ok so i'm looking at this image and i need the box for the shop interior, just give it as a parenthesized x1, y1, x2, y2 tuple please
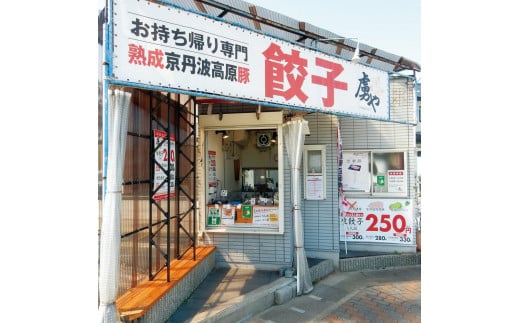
(207, 128, 279, 204)
(205, 126, 282, 228)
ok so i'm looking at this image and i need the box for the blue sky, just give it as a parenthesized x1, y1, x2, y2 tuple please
(97, 0, 420, 64)
(248, 0, 421, 64)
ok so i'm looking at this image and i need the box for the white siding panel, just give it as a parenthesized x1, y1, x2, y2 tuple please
(390, 77, 417, 124)
(302, 114, 340, 252)
(243, 234, 260, 262)
(353, 119, 368, 149)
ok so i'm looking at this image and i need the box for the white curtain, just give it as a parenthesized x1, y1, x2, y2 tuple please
(98, 89, 131, 323)
(283, 119, 313, 295)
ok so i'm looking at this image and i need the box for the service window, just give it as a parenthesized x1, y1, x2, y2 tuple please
(199, 112, 284, 234)
(342, 150, 407, 196)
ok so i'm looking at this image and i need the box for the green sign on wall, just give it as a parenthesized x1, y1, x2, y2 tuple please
(377, 175, 385, 186)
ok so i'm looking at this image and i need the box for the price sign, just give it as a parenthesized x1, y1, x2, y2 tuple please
(339, 198, 414, 244)
(153, 129, 175, 201)
(253, 206, 279, 227)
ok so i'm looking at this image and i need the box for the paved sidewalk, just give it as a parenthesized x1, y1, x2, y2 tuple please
(245, 265, 420, 323)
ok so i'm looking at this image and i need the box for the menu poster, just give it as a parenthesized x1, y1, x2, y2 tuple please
(221, 204, 235, 225)
(305, 175, 324, 200)
(152, 129, 175, 200)
(342, 152, 370, 192)
(253, 207, 279, 227)
(208, 150, 217, 187)
(387, 170, 405, 193)
(207, 150, 217, 201)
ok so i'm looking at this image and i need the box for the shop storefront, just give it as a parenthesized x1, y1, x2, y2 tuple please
(98, 0, 420, 318)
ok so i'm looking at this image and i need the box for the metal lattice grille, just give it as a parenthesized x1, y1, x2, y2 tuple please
(109, 89, 197, 296)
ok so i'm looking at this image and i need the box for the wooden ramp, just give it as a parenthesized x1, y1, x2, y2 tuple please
(116, 245, 216, 322)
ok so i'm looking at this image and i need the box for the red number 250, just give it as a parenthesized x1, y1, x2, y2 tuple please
(366, 214, 406, 233)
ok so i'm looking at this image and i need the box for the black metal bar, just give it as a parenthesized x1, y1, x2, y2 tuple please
(177, 209, 192, 220)
(177, 185, 195, 202)
(192, 95, 198, 260)
(127, 131, 150, 139)
(150, 221, 167, 240)
(151, 199, 168, 216)
(121, 215, 177, 239)
(149, 92, 167, 280)
(148, 90, 154, 280)
(217, 9, 228, 18)
(150, 94, 169, 131)
(179, 206, 195, 222)
(177, 130, 194, 147)
(178, 224, 194, 239)
(122, 179, 150, 186)
(175, 95, 181, 259)
(178, 168, 195, 186)
(178, 146, 195, 162)
(296, 35, 308, 42)
(151, 181, 165, 199)
(166, 92, 171, 282)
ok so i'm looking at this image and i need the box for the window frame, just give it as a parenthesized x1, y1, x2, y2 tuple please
(342, 149, 408, 197)
(199, 112, 285, 234)
(303, 145, 327, 200)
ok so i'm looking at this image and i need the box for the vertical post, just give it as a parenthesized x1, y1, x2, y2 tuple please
(166, 92, 171, 281)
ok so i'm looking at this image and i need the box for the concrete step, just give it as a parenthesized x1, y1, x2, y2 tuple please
(189, 259, 334, 323)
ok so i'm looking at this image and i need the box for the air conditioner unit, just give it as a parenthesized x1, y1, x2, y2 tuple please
(256, 133, 271, 147)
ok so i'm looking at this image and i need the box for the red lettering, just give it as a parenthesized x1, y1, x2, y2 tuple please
(263, 43, 308, 102)
(311, 57, 348, 107)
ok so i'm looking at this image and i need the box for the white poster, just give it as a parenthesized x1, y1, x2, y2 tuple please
(221, 204, 235, 226)
(253, 206, 279, 227)
(207, 150, 217, 202)
(387, 170, 405, 193)
(342, 152, 370, 192)
(153, 129, 175, 201)
(305, 175, 324, 200)
(337, 125, 343, 192)
(207, 150, 217, 187)
(112, 0, 389, 120)
(339, 198, 414, 245)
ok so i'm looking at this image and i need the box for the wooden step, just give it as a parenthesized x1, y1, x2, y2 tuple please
(115, 245, 216, 321)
